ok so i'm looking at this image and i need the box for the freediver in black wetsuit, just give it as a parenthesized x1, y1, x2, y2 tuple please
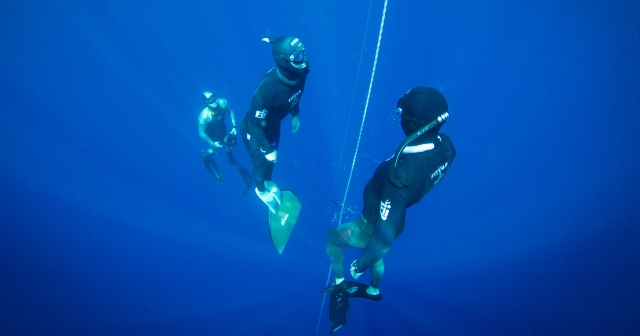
(198, 91, 252, 195)
(323, 86, 456, 334)
(240, 35, 310, 214)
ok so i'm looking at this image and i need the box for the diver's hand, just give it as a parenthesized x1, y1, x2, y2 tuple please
(265, 149, 278, 162)
(213, 142, 224, 148)
(230, 126, 237, 135)
(207, 148, 215, 154)
(291, 115, 300, 133)
(350, 260, 364, 279)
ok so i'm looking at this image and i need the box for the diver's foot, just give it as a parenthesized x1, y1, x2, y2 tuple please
(319, 280, 347, 294)
(264, 180, 282, 205)
(344, 282, 382, 301)
(256, 188, 278, 214)
(366, 286, 380, 296)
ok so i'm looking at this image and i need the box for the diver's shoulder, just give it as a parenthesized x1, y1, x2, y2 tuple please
(437, 133, 456, 158)
(198, 107, 211, 121)
(438, 133, 453, 143)
(256, 69, 282, 89)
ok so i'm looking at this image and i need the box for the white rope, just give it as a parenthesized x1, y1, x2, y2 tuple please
(315, 1, 388, 334)
(329, 0, 374, 201)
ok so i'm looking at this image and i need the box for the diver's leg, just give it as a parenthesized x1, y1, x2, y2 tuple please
(326, 218, 371, 283)
(368, 259, 384, 295)
(261, 127, 279, 193)
(242, 124, 277, 209)
(240, 124, 264, 191)
(252, 160, 273, 192)
(240, 170, 253, 195)
(249, 149, 278, 211)
(241, 131, 269, 192)
(203, 155, 224, 183)
(227, 151, 252, 185)
(226, 150, 253, 194)
(326, 237, 345, 282)
(250, 157, 279, 212)
(225, 149, 236, 162)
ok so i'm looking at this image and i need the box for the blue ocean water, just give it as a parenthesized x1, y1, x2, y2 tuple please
(1, 1, 639, 335)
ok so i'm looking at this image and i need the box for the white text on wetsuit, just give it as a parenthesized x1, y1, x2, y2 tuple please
(430, 162, 448, 180)
(289, 90, 302, 108)
(431, 162, 448, 186)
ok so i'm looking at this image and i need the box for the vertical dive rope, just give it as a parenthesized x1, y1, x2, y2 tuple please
(314, 1, 389, 334)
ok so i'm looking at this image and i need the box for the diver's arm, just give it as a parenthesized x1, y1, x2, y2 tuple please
(198, 110, 218, 147)
(355, 188, 407, 272)
(246, 92, 275, 154)
(220, 99, 237, 135)
(290, 100, 301, 117)
(290, 91, 301, 133)
(229, 109, 237, 135)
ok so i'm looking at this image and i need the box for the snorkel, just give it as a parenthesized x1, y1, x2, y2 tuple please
(388, 112, 449, 187)
(391, 112, 449, 167)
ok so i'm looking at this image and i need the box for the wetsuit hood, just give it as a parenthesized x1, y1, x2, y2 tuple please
(397, 86, 448, 143)
(265, 35, 310, 85)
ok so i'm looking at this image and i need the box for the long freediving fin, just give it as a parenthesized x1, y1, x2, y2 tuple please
(225, 150, 253, 195)
(343, 281, 382, 301)
(319, 281, 381, 334)
(203, 154, 224, 184)
(267, 190, 301, 254)
(320, 282, 350, 334)
(329, 286, 349, 334)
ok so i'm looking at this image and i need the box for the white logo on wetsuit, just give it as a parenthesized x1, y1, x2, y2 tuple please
(255, 109, 267, 119)
(288, 90, 302, 108)
(430, 162, 449, 186)
(380, 200, 391, 220)
(430, 162, 448, 180)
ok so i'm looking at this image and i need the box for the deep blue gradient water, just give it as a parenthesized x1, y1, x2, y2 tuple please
(2, 1, 639, 335)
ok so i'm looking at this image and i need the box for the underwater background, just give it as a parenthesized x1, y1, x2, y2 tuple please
(1, 1, 639, 335)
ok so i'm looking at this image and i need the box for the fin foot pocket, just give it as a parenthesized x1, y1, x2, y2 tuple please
(344, 281, 382, 301)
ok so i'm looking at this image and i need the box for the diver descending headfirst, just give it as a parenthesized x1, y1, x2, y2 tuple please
(240, 35, 310, 254)
(322, 86, 457, 333)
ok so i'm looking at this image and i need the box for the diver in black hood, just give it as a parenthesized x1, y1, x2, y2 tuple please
(322, 86, 457, 334)
(240, 35, 310, 214)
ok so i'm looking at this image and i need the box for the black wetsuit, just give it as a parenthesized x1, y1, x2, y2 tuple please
(241, 66, 307, 191)
(327, 134, 456, 288)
